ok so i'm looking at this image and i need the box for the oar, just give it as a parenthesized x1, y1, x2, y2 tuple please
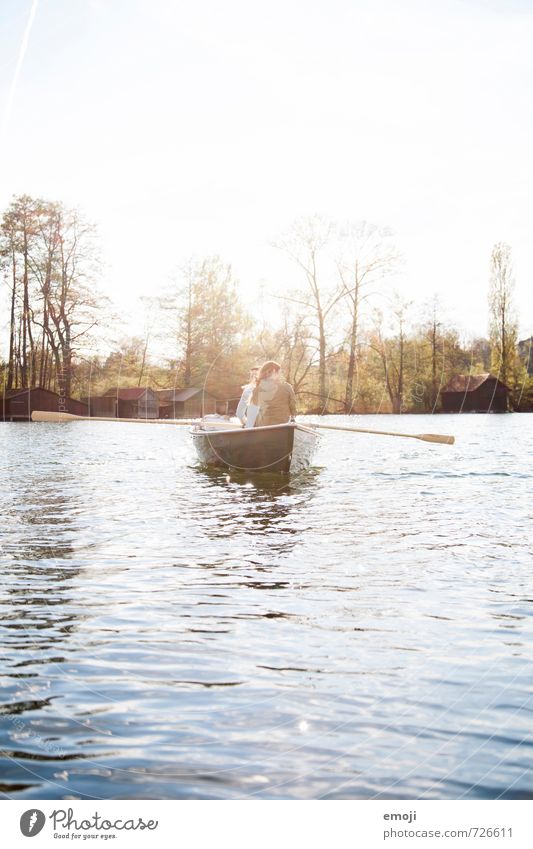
(31, 411, 242, 428)
(311, 422, 455, 445)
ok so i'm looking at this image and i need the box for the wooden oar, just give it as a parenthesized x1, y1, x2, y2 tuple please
(31, 411, 242, 428)
(311, 422, 455, 445)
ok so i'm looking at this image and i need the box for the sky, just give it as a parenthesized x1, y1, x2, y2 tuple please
(1, 0, 532, 346)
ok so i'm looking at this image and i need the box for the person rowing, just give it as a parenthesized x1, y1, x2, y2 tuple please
(251, 361, 297, 426)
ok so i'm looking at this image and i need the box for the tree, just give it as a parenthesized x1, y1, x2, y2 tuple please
(370, 296, 412, 413)
(273, 308, 317, 395)
(274, 216, 344, 410)
(425, 297, 442, 411)
(412, 295, 447, 412)
(0, 195, 41, 388)
(1, 208, 19, 390)
(334, 221, 400, 412)
(41, 206, 101, 398)
(488, 242, 518, 390)
(33, 199, 62, 389)
(469, 336, 491, 372)
(160, 256, 250, 396)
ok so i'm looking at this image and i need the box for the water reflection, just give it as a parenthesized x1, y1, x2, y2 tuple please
(188, 465, 319, 540)
(192, 464, 321, 494)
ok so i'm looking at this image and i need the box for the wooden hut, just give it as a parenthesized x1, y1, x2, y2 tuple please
(86, 395, 119, 418)
(156, 387, 219, 419)
(88, 387, 159, 419)
(440, 373, 511, 412)
(1, 388, 88, 422)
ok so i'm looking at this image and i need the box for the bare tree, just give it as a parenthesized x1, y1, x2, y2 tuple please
(417, 294, 444, 412)
(43, 207, 101, 398)
(371, 296, 412, 413)
(1, 210, 19, 389)
(488, 242, 517, 389)
(274, 215, 344, 409)
(0, 195, 40, 388)
(276, 308, 317, 394)
(334, 221, 400, 412)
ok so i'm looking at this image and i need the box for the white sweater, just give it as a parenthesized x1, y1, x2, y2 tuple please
(236, 383, 259, 427)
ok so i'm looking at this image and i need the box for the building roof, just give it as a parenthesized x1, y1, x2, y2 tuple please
(442, 373, 511, 393)
(155, 388, 181, 402)
(3, 387, 65, 399)
(156, 387, 216, 402)
(103, 387, 155, 400)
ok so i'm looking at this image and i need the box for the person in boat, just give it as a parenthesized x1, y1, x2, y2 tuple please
(251, 361, 297, 426)
(236, 366, 260, 427)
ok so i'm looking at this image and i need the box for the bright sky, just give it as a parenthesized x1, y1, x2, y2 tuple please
(1, 0, 532, 345)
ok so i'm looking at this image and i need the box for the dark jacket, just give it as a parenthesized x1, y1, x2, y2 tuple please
(252, 378, 296, 426)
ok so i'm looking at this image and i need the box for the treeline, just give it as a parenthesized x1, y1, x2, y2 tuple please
(1, 197, 531, 412)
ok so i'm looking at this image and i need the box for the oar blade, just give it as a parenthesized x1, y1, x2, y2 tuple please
(32, 411, 78, 422)
(418, 433, 455, 445)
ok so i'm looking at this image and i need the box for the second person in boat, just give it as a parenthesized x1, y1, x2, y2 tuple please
(252, 361, 297, 426)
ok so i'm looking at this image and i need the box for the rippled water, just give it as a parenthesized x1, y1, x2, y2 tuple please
(1, 414, 532, 800)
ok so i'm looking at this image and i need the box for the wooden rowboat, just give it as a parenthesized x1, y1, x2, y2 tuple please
(191, 421, 319, 474)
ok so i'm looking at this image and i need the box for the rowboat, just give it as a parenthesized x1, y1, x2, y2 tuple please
(191, 421, 319, 473)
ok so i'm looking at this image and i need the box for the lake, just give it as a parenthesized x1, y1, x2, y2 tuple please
(0, 414, 532, 800)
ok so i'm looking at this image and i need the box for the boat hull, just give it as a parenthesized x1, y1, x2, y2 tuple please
(191, 422, 318, 474)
